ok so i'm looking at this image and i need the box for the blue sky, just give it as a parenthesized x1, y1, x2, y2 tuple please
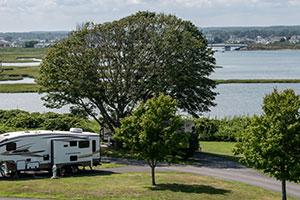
(1, 0, 300, 32)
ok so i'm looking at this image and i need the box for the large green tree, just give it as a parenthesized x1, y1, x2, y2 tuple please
(38, 11, 216, 132)
(115, 94, 186, 186)
(235, 89, 300, 200)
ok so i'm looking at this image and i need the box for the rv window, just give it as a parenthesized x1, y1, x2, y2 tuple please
(6, 142, 16, 151)
(70, 141, 77, 147)
(92, 140, 96, 152)
(70, 155, 78, 161)
(79, 141, 89, 148)
(43, 154, 50, 161)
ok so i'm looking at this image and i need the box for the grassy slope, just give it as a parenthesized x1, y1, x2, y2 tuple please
(0, 84, 40, 93)
(200, 141, 236, 156)
(0, 47, 47, 62)
(0, 172, 290, 200)
(0, 66, 39, 81)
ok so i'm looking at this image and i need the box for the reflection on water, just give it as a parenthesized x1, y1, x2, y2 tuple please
(0, 77, 35, 84)
(0, 84, 299, 117)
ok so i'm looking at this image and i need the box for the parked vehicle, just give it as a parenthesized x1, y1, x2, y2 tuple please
(0, 128, 100, 177)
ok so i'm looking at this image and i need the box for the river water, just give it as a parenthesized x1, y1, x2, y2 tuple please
(0, 77, 35, 84)
(212, 50, 300, 80)
(0, 50, 300, 117)
(2, 62, 40, 67)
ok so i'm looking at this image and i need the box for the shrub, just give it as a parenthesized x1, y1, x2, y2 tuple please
(0, 109, 96, 133)
(194, 116, 251, 141)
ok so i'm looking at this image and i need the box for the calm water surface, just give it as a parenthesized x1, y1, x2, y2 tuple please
(0, 93, 69, 113)
(1, 50, 300, 117)
(212, 50, 300, 79)
(2, 62, 40, 67)
(207, 83, 300, 118)
(0, 83, 299, 117)
(0, 78, 35, 84)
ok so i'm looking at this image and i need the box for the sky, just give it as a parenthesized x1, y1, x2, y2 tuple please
(1, 0, 300, 32)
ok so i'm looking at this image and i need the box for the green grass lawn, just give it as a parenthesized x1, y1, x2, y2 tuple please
(0, 83, 40, 93)
(200, 141, 236, 156)
(0, 47, 47, 62)
(0, 171, 291, 200)
(0, 66, 39, 81)
(96, 162, 125, 169)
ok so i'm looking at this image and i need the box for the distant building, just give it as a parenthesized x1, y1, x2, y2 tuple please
(0, 39, 11, 47)
(11, 41, 24, 48)
(34, 42, 51, 48)
(256, 36, 270, 44)
(289, 35, 300, 44)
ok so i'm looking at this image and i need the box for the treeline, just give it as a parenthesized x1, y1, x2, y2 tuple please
(201, 26, 300, 43)
(0, 109, 98, 134)
(247, 42, 300, 50)
(0, 31, 68, 42)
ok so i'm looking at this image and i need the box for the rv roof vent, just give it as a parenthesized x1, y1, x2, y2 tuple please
(70, 128, 83, 133)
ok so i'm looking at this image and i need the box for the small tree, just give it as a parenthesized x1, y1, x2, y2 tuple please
(115, 94, 186, 186)
(235, 89, 300, 200)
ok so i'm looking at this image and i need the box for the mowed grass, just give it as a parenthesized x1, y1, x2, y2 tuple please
(0, 66, 39, 81)
(0, 47, 47, 62)
(0, 83, 40, 93)
(200, 141, 236, 156)
(0, 172, 290, 200)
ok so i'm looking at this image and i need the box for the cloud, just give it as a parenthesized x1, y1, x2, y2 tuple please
(0, 0, 300, 31)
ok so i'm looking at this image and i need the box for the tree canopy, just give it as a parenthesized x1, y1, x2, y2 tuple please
(235, 89, 300, 200)
(115, 94, 186, 185)
(38, 11, 216, 132)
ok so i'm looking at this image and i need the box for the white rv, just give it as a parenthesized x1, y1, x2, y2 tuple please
(0, 128, 100, 177)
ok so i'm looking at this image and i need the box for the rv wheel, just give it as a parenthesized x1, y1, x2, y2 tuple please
(71, 166, 79, 174)
(59, 167, 66, 177)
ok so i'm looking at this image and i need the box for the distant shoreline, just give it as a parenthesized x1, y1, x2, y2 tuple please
(216, 79, 300, 84)
(1, 80, 300, 93)
(246, 44, 300, 51)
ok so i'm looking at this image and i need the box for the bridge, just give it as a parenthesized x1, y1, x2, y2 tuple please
(208, 43, 248, 51)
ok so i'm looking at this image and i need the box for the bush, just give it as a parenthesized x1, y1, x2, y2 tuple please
(0, 109, 97, 134)
(194, 116, 251, 141)
(0, 109, 29, 124)
(5, 112, 43, 128)
(195, 118, 219, 141)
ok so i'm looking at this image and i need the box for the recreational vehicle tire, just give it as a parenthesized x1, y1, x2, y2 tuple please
(58, 165, 79, 177)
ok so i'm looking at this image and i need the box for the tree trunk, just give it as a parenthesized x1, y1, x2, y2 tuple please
(151, 165, 156, 186)
(282, 179, 287, 200)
